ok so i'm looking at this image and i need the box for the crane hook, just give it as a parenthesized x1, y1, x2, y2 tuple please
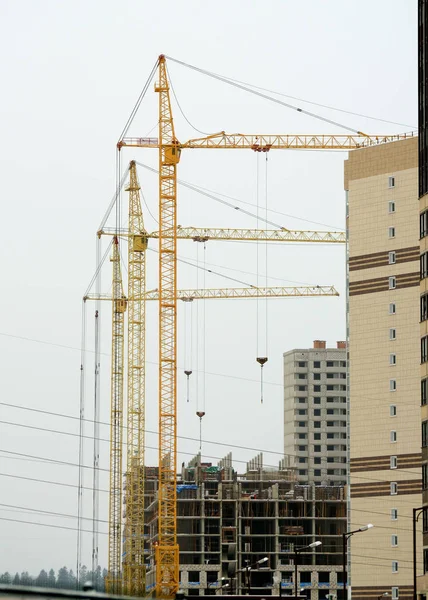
(256, 357, 268, 403)
(184, 370, 192, 403)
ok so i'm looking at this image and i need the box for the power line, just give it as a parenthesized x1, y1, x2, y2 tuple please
(0, 402, 422, 480)
(0, 331, 283, 388)
(0, 422, 422, 494)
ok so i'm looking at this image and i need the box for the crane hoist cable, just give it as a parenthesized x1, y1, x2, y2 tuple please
(117, 59, 159, 143)
(183, 298, 193, 403)
(76, 298, 87, 588)
(135, 161, 344, 231)
(166, 64, 212, 137)
(165, 55, 369, 136)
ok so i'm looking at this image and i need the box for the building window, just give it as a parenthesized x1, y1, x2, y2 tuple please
(390, 328, 396, 340)
(391, 482, 398, 495)
(423, 508, 428, 532)
(422, 295, 428, 322)
(297, 373, 306, 379)
(314, 469, 321, 477)
(423, 421, 428, 448)
(313, 361, 321, 368)
(392, 561, 399, 573)
(389, 201, 396, 213)
(390, 430, 397, 443)
(421, 252, 428, 279)
(390, 379, 397, 392)
(391, 508, 398, 520)
(298, 445, 306, 452)
(421, 210, 428, 239)
(389, 276, 396, 289)
(390, 456, 397, 469)
(390, 353, 396, 365)
(423, 464, 428, 490)
(313, 409, 321, 417)
(389, 302, 396, 314)
(298, 469, 307, 476)
(298, 361, 306, 367)
(425, 549, 428, 574)
(313, 397, 321, 404)
(391, 587, 399, 600)
(389, 251, 396, 264)
(314, 373, 321, 380)
(314, 385, 321, 392)
(298, 457, 306, 464)
(422, 378, 428, 406)
(298, 433, 307, 439)
(314, 422, 321, 429)
(313, 433, 321, 440)
(388, 227, 395, 238)
(391, 535, 398, 547)
(422, 336, 428, 363)
(389, 176, 395, 188)
(314, 457, 321, 465)
(298, 385, 306, 391)
(298, 409, 307, 415)
(390, 404, 397, 417)
(314, 445, 321, 452)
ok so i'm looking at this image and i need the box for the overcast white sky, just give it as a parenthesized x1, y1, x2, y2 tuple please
(0, 0, 416, 577)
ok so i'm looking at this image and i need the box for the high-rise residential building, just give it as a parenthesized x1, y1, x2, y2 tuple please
(283, 341, 347, 485)
(346, 136, 422, 600)
(419, 2, 428, 598)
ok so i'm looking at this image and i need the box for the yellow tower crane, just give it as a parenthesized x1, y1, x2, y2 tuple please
(95, 163, 343, 598)
(115, 54, 412, 598)
(122, 161, 148, 596)
(105, 236, 127, 594)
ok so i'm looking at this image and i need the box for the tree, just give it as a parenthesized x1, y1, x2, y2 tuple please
(57, 567, 69, 589)
(47, 569, 56, 588)
(13, 573, 20, 585)
(68, 570, 77, 590)
(35, 570, 48, 588)
(0, 573, 12, 584)
(78, 565, 88, 586)
(20, 572, 32, 586)
(101, 569, 108, 592)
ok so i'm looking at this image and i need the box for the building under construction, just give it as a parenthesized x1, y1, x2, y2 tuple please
(133, 454, 346, 598)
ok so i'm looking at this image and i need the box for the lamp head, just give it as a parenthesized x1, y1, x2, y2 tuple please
(258, 557, 269, 564)
(360, 523, 374, 531)
(309, 541, 322, 548)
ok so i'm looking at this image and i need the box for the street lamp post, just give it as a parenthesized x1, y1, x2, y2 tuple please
(342, 525, 373, 600)
(413, 506, 424, 600)
(294, 542, 322, 600)
(243, 556, 268, 595)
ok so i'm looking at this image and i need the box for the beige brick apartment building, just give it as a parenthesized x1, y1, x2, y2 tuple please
(346, 137, 422, 600)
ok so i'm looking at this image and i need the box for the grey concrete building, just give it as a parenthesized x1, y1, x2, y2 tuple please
(141, 453, 346, 598)
(283, 341, 347, 486)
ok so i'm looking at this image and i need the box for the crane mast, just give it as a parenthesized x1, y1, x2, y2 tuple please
(106, 236, 126, 595)
(155, 55, 180, 598)
(122, 162, 147, 596)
